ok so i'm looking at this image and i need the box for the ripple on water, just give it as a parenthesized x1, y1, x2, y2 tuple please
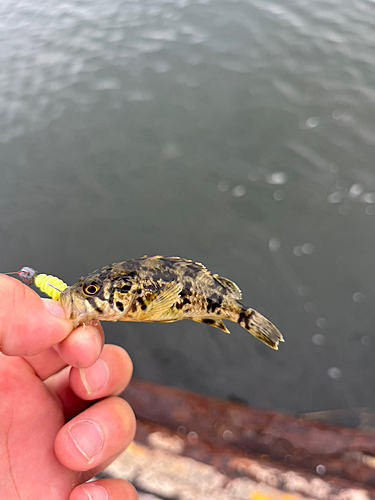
(327, 192, 342, 204)
(352, 292, 365, 302)
(348, 183, 363, 198)
(312, 334, 325, 346)
(316, 317, 328, 329)
(273, 189, 284, 201)
(327, 367, 342, 380)
(92, 78, 121, 90)
(268, 237, 281, 252)
(232, 185, 246, 197)
(300, 116, 321, 130)
(218, 181, 229, 192)
(139, 29, 177, 42)
(273, 78, 306, 105)
(288, 141, 332, 171)
(361, 192, 375, 203)
(125, 90, 154, 102)
(265, 171, 288, 185)
(149, 60, 171, 73)
(293, 243, 314, 257)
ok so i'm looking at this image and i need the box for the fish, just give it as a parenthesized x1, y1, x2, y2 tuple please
(58, 255, 284, 349)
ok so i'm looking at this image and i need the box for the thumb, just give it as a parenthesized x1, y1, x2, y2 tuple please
(0, 275, 73, 356)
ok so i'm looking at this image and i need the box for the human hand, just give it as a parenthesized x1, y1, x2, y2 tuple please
(0, 274, 138, 500)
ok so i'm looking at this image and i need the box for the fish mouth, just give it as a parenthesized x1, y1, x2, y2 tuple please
(59, 289, 72, 320)
(60, 289, 95, 328)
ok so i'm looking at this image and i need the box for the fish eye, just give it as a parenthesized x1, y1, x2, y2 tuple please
(83, 282, 101, 295)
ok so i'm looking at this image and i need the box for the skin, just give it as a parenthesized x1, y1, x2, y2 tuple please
(0, 274, 138, 500)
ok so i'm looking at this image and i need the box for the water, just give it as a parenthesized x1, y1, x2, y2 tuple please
(1, 0, 375, 418)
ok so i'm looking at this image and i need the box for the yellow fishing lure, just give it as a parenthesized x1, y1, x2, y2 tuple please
(6, 267, 68, 301)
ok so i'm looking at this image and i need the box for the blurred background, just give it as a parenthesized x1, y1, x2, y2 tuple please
(1, 0, 375, 421)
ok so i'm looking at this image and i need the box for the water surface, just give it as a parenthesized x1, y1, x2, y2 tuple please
(1, 0, 375, 418)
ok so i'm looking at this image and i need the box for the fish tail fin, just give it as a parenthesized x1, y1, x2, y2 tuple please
(237, 307, 284, 350)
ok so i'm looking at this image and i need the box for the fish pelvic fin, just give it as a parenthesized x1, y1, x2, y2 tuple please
(192, 318, 230, 334)
(237, 308, 284, 350)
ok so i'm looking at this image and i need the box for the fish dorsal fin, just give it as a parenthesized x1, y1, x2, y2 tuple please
(193, 318, 231, 334)
(185, 259, 207, 271)
(213, 274, 242, 300)
(145, 281, 182, 320)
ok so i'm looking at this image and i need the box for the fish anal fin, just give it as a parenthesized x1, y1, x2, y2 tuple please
(144, 281, 182, 320)
(213, 274, 242, 300)
(193, 318, 230, 334)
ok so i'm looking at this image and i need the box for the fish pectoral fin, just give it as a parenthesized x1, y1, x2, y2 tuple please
(144, 281, 182, 320)
(193, 318, 231, 334)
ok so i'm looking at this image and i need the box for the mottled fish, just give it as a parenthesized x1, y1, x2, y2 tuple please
(59, 256, 284, 349)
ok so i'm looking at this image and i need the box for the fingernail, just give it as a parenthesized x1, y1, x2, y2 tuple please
(43, 299, 67, 319)
(68, 420, 104, 462)
(80, 358, 110, 395)
(82, 484, 108, 500)
(82, 326, 103, 359)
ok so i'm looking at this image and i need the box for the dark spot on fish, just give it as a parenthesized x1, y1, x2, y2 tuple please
(207, 297, 221, 313)
(131, 301, 137, 312)
(141, 304, 147, 310)
(143, 282, 158, 290)
(238, 310, 252, 329)
(89, 298, 103, 314)
(209, 292, 222, 304)
(202, 319, 215, 325)
(175, 296, 191, 310)
(107, 290, 114, 305)
(151, 269, 175, 281)
(137, 297, 145, 306)
(180, 281, 192, 297)
(116, 301, 124, 312)
(111, 277, 132, 292)
(137, 289, 142, 294)
(97, 270, 111, 282)
(184, 268, 197, 278)
(238, 311, 246, 324)
(88, 266, 111, 283)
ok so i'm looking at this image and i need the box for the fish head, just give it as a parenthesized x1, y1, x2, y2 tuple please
(60, 267, 137, 327)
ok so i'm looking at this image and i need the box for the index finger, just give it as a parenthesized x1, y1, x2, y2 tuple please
(0, 275, 73, 356)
